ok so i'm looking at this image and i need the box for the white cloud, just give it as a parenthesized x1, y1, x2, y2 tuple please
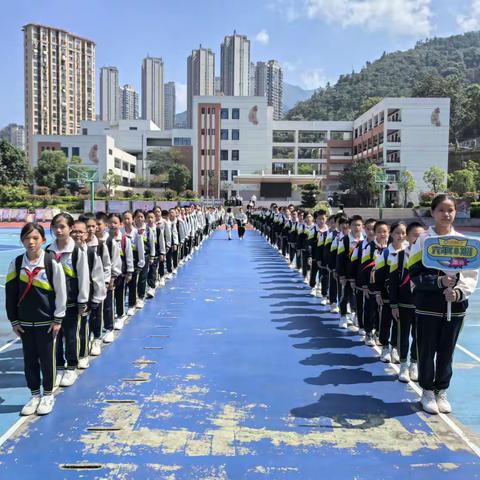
(268, 0, 303, 22)
(176, 83, 187, 113)
(274, 0, 433, 36)
(300, 68, 328, 89)
(255, 29, 270, 45)
(457, 0, 480, 32)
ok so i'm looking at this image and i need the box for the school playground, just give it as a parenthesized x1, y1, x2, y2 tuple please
(0, 226, 479, 478)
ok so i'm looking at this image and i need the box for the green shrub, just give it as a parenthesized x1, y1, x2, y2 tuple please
(123, 190, 133, 198)
(163, 189, 176, 200)
(0, 185, 28, 205)
(470, 206, 480, 218)
(143, 190, 155, 199)
(35, 186, 51, 196)
(182, 189, 197, 200)
(57, 187, 71, 197)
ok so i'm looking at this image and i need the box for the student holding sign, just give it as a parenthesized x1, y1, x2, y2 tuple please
(409, 194, 479, 415)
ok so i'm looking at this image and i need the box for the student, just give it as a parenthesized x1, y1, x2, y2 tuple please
(310, 210, 328, 296)
(350, 218, 376, 337)
(70, 219, 106, 369)
(302, 213, 317, 281)
(96, 212, 121, 344)
(123, 211, 145, 314)
(134, 209, 155, 300)
(224, 207, 235, 240)
(409, 194, 478, 414)
(372, 221, 405, 363)
(46, 213, 89, 388)
(337, 215, 364, 329)
(287, 210, 299, 267)
(236, 208, 248, 240)
(390, 221, 424, 382)
(169, 208, 180, 271)
(83, 213, 113, 355)
(295, 211, 306, 271)
(147, 209, 165, 290)
(326, 213, 345, 313)
(108, 213, 133, 331)
(6, 223, 67, 415)
(317, 215, 336, 304)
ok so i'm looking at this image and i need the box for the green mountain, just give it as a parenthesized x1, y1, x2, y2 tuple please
(285, 31, 480, 124)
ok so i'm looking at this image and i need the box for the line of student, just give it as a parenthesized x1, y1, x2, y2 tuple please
(250, 194, 478, 416)
(5, 205, 221, 416)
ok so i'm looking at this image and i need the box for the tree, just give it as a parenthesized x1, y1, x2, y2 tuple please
(168, 164, 192, 194)
(339, 159, 379, 206)
(148, 148, 183, 176)
(34, 150, 68, 192)
(397, 170, 416, 207)
(448, 168, 476, 195)
(357, 96, 384, 116)
(301, 183, 321, 208)
(0, 139, 32, 186)
(103, 169, 121, 198)
(423, 166, 446, 193)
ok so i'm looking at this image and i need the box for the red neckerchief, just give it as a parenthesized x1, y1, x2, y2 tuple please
(18, 267, 43, 305)
(53, 252, 64, 263)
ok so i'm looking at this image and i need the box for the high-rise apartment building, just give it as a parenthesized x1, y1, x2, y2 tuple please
(0, 123, 26, 150)
(142, 56, 164, 129)
(214, 76, 222, 96)
(100, 66, 119, 121)
(255, 60, 283, 120)
(220, 31, 250, 96)
(164, 81, 176, 130)
(249, 62, 257, 96)
(23, 23, 96, 158)
(187, 47, 215, 128)
(120, 84, 139, 120)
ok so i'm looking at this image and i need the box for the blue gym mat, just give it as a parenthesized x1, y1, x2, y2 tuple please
(0, 229, 479, 479)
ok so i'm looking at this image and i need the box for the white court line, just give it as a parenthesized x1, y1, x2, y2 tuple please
(0, 338, 19, 353)
(369, 343, 480, 457)
(456, 344, 480, 363)
(0, 417, 29, 448)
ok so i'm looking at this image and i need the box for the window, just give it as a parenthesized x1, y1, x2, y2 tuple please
(61, 147, 68, 157)
(387, 150, 401, 163)
(221, 150, 229, 161)
(82, 128, 88, 135)
(147, 138, 171, 147)
(298, 163, 322, 175)
(221, 129, 229, 140)
(221, 108, 229, 119)
(108, 148, 113, 155)
(122, 161, 129, 171)
(201, 107, 206, 114)
(232, 129, 239, 140)
(387, 109, 402, 122)
(72, 147, 80, 156)
(130, 164, 135, 173)
(220, 170, 228, 181)
(298, 130, 327, 143)
(273, 130, 295, 143)
(330, 131, 352, 141)
(129, 127, 138, 131)
(173, 137, 191, 146)
(114, 158, 121, 169)
(298, 147, 322, 159)
(272, 162, 294, 174)
(232, 108, 240, 119)
(272, 146, 295, 159)
(231, 150, 239, 161)
(231, 170, 238, 180)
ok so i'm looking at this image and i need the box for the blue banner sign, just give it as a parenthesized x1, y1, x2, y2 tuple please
(423, 236, 480, 271)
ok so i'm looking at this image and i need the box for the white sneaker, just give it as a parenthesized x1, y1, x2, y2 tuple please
(421, 390, 439, 414)
(339, 316, 348, 329)
(409, 362, 419, 381)
(391, 348, 400, 364)
(310, 287, 317, 297)
(320, 297, 328, 306)
(159, 277, 166, 287)
(380, 346, 391, 363)
(316, 287, 322, 296)
(136, 299, 145, 309)
(348, 313, 355, 325)
(146, 287, 155, 298)
(375, 335, 382, 346)
(78, 357, 90, 369)
(114, 317, 125, 330)
(103, 330, 115, 343)
(172, 269, 178, 275)
(165, 273, 173, 280)
(358, 328, 366, 337)
(21, 395, 41, 416)
(365, 334, 376, 347)
(60, 370, 78, 387)
(36, 395, 55, 415)
(54, 371, 64, 388)
(330, 303, 340, 314)
(398, 362, 411, 383)
(90, 339, 102, 356)
(436, 390, 452, 413)
(303, 277, 309, 284)
(126, 307, 136, 316)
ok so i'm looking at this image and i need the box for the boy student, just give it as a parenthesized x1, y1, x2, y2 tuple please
(316, 214, 336, 304)
(147, 209, 165, 291)
(108, 213, 134, 331)
(82, 213, 112, 355)
(350, 218, 376, 337)
(169, 208, 180, 272)
(302, 213, 317, 281)
(6, 223, 67, 416)
(133, 209, 155, 301)
(325, 213, 346, 314)
(123, 211, 145, 314)
(287, 210, 299, 266)
(309, 209, 328, 296)
(389, 221, 424, 383)
(96, 212, 121, 344)
(336, 215, 364, 329)
(70, 219, 106, 370)
(295, 211, 306, 271)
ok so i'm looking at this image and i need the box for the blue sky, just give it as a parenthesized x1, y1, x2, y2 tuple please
(0, 0, 479, 126)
